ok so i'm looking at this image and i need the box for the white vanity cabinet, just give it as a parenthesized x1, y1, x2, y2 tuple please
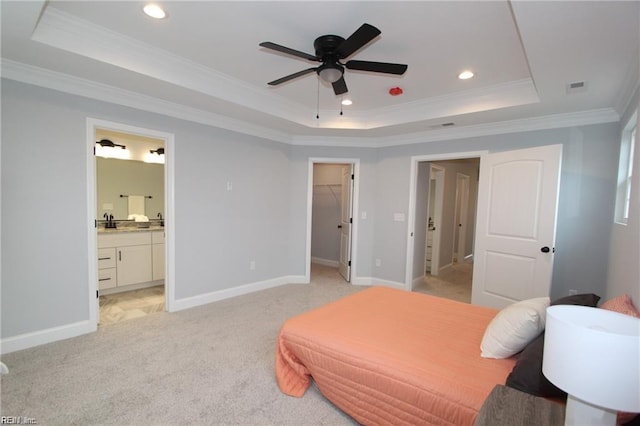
(152, 230, 165, 281)
(98, 231, 155, 293)
(97, 248, 117, 290)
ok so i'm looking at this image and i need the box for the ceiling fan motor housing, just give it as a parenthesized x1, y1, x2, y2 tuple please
(314, 35, 346, 61)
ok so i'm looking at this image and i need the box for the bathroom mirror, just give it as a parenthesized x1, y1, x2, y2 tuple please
(95, 129, 165, 221)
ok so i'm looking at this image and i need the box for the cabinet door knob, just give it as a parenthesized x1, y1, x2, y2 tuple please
(119, 250, 122, 261)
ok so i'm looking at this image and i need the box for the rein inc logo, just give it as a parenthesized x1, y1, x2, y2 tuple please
(1, 417, 37, 424)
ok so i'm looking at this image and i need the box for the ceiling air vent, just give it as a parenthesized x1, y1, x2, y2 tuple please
(566, 81, 587, 94)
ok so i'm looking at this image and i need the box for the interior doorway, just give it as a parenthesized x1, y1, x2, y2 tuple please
(87, 118, 175, 328)
(406, 153, 482, 302)
(307, 158, 359, 284)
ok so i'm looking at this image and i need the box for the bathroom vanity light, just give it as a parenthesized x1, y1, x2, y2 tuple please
(144, 147, 165, 164)
(95, 139, 131, 160)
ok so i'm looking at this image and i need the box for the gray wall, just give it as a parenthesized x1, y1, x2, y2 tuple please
(1, 80, 292, 339)
(1, 77, 622, 342)
(371, 125, 619, 299)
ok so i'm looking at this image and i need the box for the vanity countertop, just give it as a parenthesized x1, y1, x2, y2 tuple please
(98, 226, 164, 234)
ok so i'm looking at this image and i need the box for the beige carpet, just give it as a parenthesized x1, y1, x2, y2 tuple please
(1, 264, 361, 425)
(0, 263, 471, 425)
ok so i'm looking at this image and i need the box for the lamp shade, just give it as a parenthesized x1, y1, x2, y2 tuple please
(543, 305, 640, 412)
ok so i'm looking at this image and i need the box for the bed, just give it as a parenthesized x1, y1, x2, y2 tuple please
(275, 286, 516, 425)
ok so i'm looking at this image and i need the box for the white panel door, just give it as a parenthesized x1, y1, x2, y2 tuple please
(338, 165, 353, 281)
(472, 144, 562, 308)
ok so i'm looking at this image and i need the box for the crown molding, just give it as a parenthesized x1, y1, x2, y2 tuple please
(32, 6, 309, 127)
(1, 59, 291, 144)
(31, 6, 540, 132)
(373, 108, 620, 148)
(2, 59, 620, 149)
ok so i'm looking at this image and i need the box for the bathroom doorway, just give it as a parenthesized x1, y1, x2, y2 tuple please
(87, 119, 174, 327)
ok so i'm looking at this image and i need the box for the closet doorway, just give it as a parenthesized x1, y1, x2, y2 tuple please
(307, 158, 358, 283)
(87, 119, 175, 328)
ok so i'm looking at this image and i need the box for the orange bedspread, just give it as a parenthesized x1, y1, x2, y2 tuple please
(276, 286, 516, 425)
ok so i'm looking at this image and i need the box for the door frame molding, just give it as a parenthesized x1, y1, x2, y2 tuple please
(306, 157, 360, 283)
(86, 118, 176, 328)
(428, 164, 445, 277)
(404, 151, 486, 291)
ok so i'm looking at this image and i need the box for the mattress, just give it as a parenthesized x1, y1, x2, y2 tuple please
(276, 286, 516, 425)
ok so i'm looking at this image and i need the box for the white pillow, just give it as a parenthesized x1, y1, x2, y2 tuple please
(480, 297, 550, 359)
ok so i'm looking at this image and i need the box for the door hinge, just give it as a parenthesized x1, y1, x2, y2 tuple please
(96, 290, 99, 298)
(351, 174, 354, 180)
(348, 260, 351, 266)
(349, 217, 352, 223)
(94, 219, 97, 228)
(93, 146, 96, 156)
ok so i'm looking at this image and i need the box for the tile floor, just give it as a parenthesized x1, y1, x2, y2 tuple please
(99, 285, 165, 326)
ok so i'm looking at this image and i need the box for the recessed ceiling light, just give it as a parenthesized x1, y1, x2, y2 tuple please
(458, 70, 474, 80)
(143, 4, 166, 19)
(341, 99, 353, 106)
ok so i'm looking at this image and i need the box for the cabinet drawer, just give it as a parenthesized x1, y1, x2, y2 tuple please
(98, 248, 116, 269)
(98, 232, 151, 248)
(98, 268, 117, 290)
(152, 231, 165, 244)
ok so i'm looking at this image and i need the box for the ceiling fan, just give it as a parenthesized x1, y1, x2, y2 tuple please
(259, 23, 408, 96)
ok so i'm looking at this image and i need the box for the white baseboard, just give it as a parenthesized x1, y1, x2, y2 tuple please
(311, 257, 339, 267)
(1, 320, 96, 355)
(171, 275, 308, 312)
(351, 276, 405, 290)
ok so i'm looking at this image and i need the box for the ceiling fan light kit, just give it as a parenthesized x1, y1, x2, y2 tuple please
(318, 63, 344, 83)
(260, 23, 407, 96)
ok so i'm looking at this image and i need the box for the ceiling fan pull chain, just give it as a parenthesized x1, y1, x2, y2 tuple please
(340, 96, 343, 116)
(316, 78, 320, 120)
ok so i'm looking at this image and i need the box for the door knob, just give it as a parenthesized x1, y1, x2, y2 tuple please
(541, 246, 550, 253)
(337, 225, 343, 229)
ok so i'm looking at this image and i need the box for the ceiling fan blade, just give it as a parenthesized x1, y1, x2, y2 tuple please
(259, 42, 319, 62)
(332, 77, 348, 95)
(335, 23, 381, 59)
(267, 67, 317, 86)
(345, 60, 408, 75)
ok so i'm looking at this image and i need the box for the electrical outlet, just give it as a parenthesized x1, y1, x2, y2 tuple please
(569, 289, 578, 296)
(375, 258, 381, 267)
(250, 261, 255, 270)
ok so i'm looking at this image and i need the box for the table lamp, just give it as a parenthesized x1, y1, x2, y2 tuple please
(543, 305, 640, 425)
